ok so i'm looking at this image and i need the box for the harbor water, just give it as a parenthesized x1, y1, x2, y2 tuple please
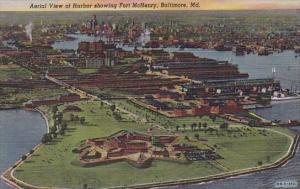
(0, 109, 47, 189)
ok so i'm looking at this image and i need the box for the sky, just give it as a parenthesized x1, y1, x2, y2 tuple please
(1, 0, 300, 11)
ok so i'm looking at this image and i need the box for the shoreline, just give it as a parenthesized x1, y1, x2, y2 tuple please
(0, 108, 50, 189)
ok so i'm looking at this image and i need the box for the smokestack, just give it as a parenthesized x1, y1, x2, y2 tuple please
(25, 22, 33, 42)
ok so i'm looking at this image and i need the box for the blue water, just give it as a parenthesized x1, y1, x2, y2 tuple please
(255, 101, 300, 122)
(0, 109, 47, 189)
(51, 34, 106, 50)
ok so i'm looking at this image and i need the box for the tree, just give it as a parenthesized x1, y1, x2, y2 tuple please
(59, 129, 65, 135)
(191, 123, 197, 131)
(83, 184, 88, 189)
(49, 126, 57, 134)
(47, 133, 52, 142)
(41, 133, 52, 143)
(184, 135, 189, 141)
(176, 125, 180, 132)
(110, 104, 116, 112)
(145, 114, 149, 121)
(41, 134, 48, 144)
(54, 119, 59, 127)
(74, 115, 79, 121)
(61, 122, 67, 130)
(52, 106, 58, 114)
(52, 114, 57, 121)
(203, 122, 208, 129)
(57, 112, 63, 123)
(52, 133, 57, 139)
(183, 124, 186, 131)
(208, 127, 215, 135)
(113, 112, 122, 121)
(220, 122, 229, 130)
(257, 161, 263, 166)
(194, 133, 200, 140)
(80, 117, 85, 124)
(210, 115, 217, 122)
(70, 114, 75, 121)
(21, 155, 27, 161)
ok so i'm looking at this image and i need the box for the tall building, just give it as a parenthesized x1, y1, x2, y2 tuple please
(141, 22, 147, 31)
(104, 49, 118, 67)
(91, 15, 98, 31)
(86, 15, 98, 31)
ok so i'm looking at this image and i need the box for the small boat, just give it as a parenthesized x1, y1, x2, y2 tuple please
(179, 45, 185, 50)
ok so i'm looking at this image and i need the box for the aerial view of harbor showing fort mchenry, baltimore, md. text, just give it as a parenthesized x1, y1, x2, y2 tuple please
(0, 0, 300, 189)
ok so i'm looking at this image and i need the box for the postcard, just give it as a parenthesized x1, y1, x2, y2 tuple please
(0, 1, 300, 189)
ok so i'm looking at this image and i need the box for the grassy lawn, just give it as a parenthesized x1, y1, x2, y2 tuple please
(14, 100, 294, 188)
(0, 64, 35, 80)
(0, 64, 69, 106)
(216, 134, 291, 170)
(0, 88, 68, 106)
(181, 125, 292, 170)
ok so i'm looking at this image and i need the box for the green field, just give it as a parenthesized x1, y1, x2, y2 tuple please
(0, 88, 68, 106)
(0, 64, 35, 80)
(14, 100, 294, 189)
(0, 64, 69, 107)
(181, 125, 293, 170)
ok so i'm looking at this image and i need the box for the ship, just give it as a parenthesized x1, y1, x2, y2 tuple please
(232, 45, 246, 56)
(271, 92, 300, 101)
(294, 46, 300, 53)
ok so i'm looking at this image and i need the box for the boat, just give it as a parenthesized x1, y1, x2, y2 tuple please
(232, 45, 246, 56)
(271, 92, 300, 101)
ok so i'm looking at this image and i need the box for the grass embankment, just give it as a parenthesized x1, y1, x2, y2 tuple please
(14, 100, 294, 188)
